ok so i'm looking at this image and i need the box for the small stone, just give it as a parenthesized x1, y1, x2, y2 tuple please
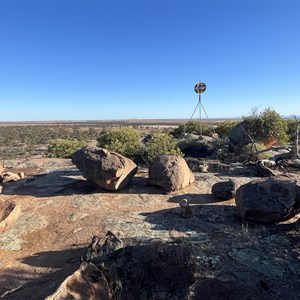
(199, 163, 208, 173)
(179, 198, 193, 219)
(2, 172, 21, 183)
(212, 180, 237, 200)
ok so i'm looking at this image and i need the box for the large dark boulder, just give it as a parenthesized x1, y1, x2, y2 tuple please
(227, 121, 250, 146)
(178, 134, 215, 158)
(72, 147, 138, 191)
(116, 241, 196, 300)
(47, 230, 300, 300)
(185, 157, 208, 172)
(48, 233, 197, 300)
(235, 176, 300, 223)
(149, 155, 195, 192)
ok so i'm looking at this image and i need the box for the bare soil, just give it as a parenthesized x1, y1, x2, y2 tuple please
(0, 157, 299, 299)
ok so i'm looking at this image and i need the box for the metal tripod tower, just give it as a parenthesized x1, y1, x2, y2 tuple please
(190, 81, 207, 136)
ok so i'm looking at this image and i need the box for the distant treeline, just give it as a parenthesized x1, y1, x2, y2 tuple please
(0, 112, 298, 160)
(0, 121, 181, 159)
(0, 124, 105, 159)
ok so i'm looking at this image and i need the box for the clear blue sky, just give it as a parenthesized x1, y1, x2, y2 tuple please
(0, 0, 299, 121)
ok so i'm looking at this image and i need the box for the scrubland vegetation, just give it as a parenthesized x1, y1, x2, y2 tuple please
(0, 108, 298, 162)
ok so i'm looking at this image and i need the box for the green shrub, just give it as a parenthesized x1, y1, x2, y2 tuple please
(143, 133, 183, 164)
(286, 118, 300, 144)
(46, 139, 87, 158)
(171, 121, 214, 138)
(97, 127, 144, 159)
(242, 107, 288, 145)
(215, 121, 238, 138)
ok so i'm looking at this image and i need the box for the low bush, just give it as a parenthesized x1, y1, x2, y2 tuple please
(170, 121, 214, 138)
(215, 121, 238, 138)
(242, 107, 288, 145)
(97, 127, 144, 160)
(143, 133, 183, 164)
(46, 139, 87, 158)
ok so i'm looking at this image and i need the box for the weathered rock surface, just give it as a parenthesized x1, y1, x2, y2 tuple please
(0, 200, 21, 232)
(1, 157, 300, 299)
(227, 121, 250, 146)
(50, 232, 197, 300)
(236, 176, 300, 223)
(185, 157, 208, 172)
(72, 147, 138, 191)
(45, 262, 112, 300)
(60, 233, 197, 300)
(212, 179, 237, 200)
(82, 231, 124, 264)
(149, 155, 195, 191)
(178, 134, 215, 158)
(115, 241, 196, 300)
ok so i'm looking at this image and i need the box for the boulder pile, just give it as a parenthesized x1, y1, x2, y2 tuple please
(72, 149, 196, 193)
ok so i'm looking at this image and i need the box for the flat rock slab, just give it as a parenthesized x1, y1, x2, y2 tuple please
(0, 200, 21, 232)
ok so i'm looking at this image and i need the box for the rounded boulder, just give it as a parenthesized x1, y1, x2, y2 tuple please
(149, 155, 195, 192)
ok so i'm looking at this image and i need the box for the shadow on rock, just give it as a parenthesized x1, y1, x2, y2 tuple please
(140, 203, 240, 243)
(47, 231, 300, 300)
(0, 247, 86, 299)
(168, 193, 221, 205)
(1, 170, 99, 197)
(1, 170, 163, 197)
(115, 241, 196, 300)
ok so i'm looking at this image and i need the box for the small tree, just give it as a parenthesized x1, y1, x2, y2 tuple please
(46, 139, 87, 158)
(97, 127, 144, 159)
(291, 115, 300, 159)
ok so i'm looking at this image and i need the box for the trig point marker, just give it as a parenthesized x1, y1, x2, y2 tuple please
(194, 81, 206, 94)
(194, 81, 206, 135)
